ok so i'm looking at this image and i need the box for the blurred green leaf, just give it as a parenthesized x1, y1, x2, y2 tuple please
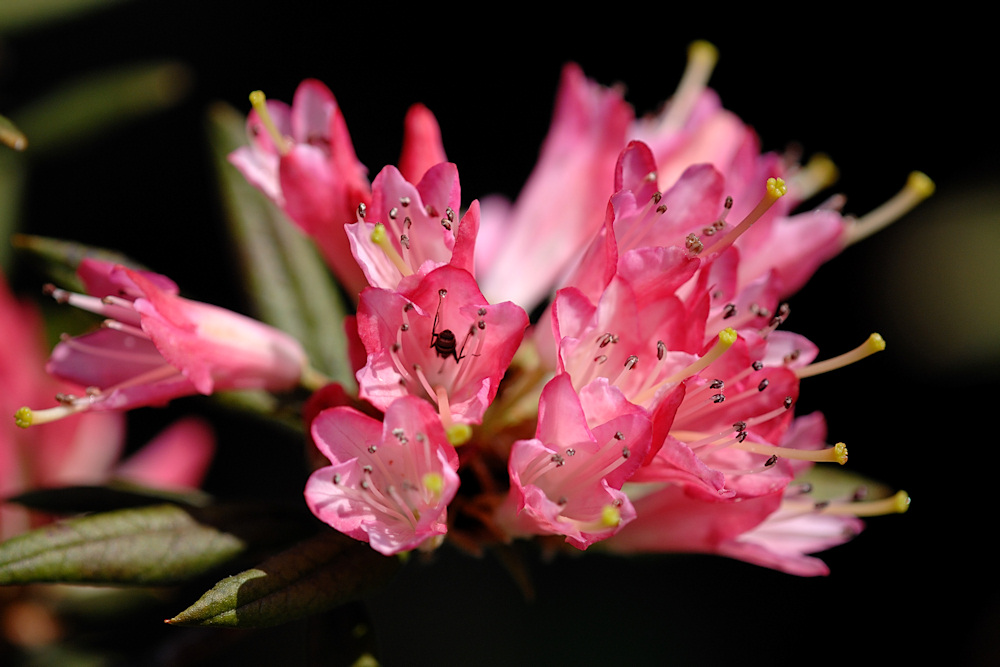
(7, 482, 211, 514)
(168, 532, 398, 627)
(206, 102, 354, 389)
(0, 504, 244, 586)
(0, 150, 26, 270)
(0, 0, 131, 33)
(9, 61, 191, 157)
(11, 233, 150, 292)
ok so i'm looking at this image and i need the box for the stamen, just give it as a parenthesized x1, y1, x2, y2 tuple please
(795, 333, 885, 379)
(370, 223, 413, 277)
(701, 178, 787, 256)
(248, 90, 292, 155)
(844, 172, 935, 246)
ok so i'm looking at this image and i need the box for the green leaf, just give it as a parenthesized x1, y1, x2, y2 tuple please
(11, 233, 151, 292)
(168, 532, 399, 627)
(0, 504, 245, 586)
(0, 150, 26, 271)
(205, 102, 354, 389)
(0, 0, 132, 34)
(9, 61, 191, 157)
(7, 482, 211, 515)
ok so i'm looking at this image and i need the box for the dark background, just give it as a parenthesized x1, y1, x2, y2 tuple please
(2, 4, 996, 665)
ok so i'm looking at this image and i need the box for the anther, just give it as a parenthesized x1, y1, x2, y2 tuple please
(723, 303, 736, 319)
(614, 431, 625, 440)
(656, 340, 666, 360)
(389, 207, 399, 219)
(399, 196, 411, 207)
(685, 233, 703, 255)
(752, 361, 764, 371)
(764, 454, 778, 467)
(757, 378, 769, 392)
(566, 448, 576, 456)
(712, 394, 725, 403)
(597, 332, 619, 348)
(357, 202, 367, 219)
(710, 379, 724, 389)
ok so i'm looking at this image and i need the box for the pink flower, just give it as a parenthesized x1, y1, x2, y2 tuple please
(496, 374, 651, 549)
(229, 82, 455, 297)
(305, 396, 460, 555)
(1, 269, 214, 539)
(228, 79, 372, 295)
(355, 264, 527, 427)
(602, 412, 868, 576)
(345, 162, 479, 290)
(16, 259, 307, 426)
(476, 63, 633, 311)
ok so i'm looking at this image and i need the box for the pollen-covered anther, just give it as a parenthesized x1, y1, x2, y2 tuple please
(685, 233, 704, 255)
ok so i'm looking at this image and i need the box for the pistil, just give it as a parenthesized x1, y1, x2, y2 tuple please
(795, 333, 885, 379)
(844, 172, 935, 246)
(248, 90, 292, 155)
(701, 177, 787, 256)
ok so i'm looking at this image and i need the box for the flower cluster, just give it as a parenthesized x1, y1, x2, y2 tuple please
(17, 42, 928, 577)
(225, 42, 926, 574)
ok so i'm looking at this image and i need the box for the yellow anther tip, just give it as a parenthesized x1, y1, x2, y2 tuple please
(867, 333, 887, 353)
(14, 407, 32, 429)
(907, 171, 935, 198)
(370, 223, 388, 245)
(806, 153, 839, 187)
(833, 442, 848, 465)
(766, 177, 788, 198)
(718, 327, 738, 347)
(446, 423, 473, 446)
(892, 490, 911, 514)
(422, 472, 445, 497)
(601, 504, 622, 527)
(688, 40, 719, 66)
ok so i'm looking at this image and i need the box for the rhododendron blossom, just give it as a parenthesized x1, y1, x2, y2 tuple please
(10, 42, 924, 595)
(227, 47, 921, 573)
(16, 259, 308, 427)
(0, 268, 214, 540)
(355, 264, 528, 430)
(305, 396, 460, 555)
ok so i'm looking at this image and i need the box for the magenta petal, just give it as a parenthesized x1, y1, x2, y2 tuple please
(399, 103, 447, 184)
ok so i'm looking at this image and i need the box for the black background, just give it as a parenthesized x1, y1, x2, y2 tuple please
(2, 4, 996, 666)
